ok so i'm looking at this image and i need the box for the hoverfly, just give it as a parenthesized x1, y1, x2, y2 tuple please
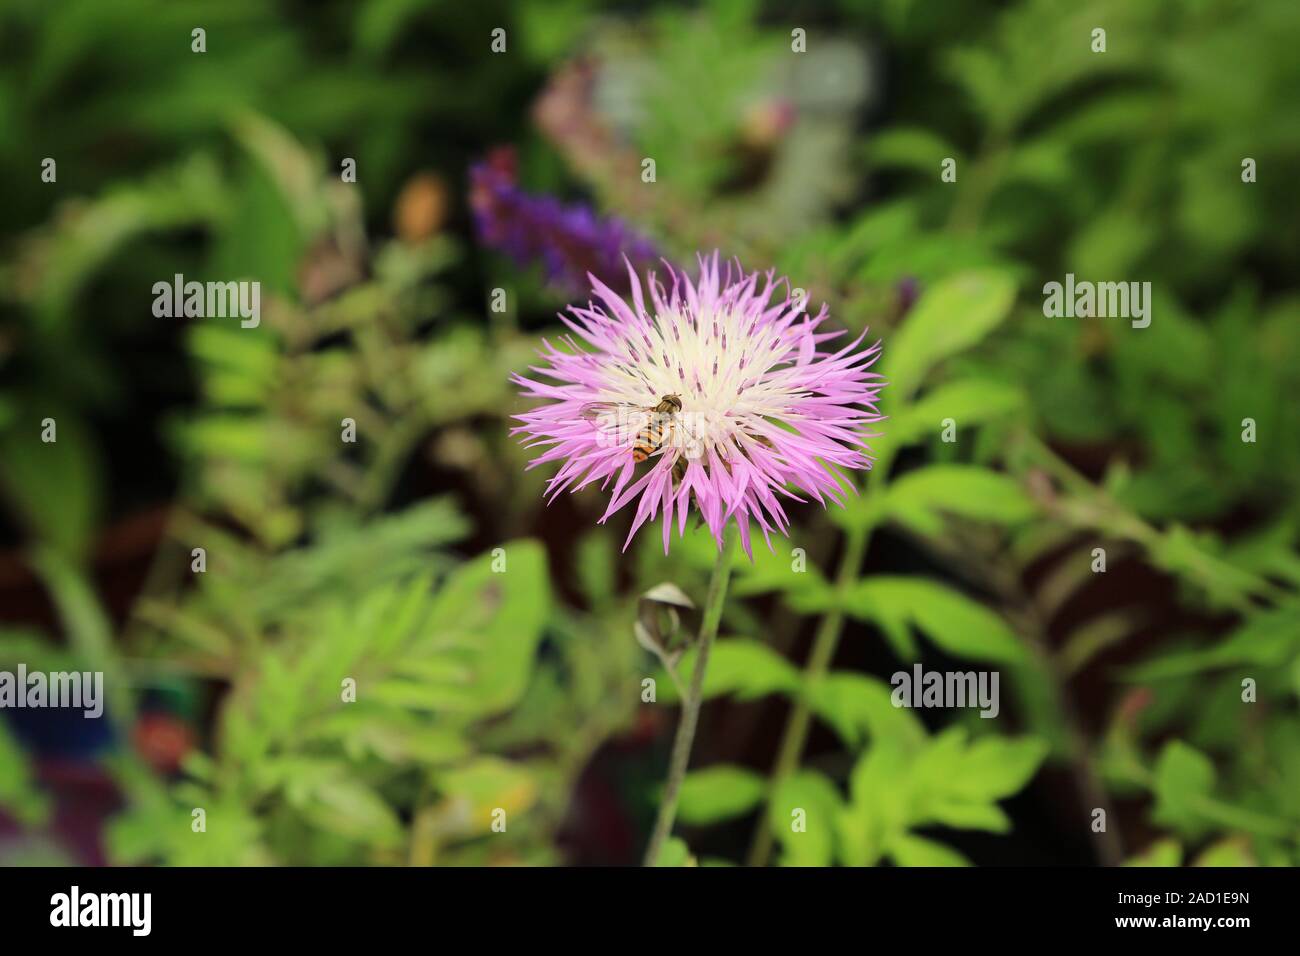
(580, 394, 683, 464)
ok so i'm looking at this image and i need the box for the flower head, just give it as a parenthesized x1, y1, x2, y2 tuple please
(513, 254, 884, 557)
(470, 148, 658, 295)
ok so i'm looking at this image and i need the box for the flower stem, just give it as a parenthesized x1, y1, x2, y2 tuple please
(745, 523, 869, 867)
(642, 527, 737, 866)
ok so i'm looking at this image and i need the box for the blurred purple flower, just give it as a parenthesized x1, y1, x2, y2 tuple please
(470, 148, 658, 295)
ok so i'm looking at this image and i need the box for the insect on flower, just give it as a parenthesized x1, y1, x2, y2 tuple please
(513, 253, 885, 557)
(578, 393, 685, 465)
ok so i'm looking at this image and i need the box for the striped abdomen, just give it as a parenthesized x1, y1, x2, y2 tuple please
(631, 395, 682, 464)
(632, 420, 667, 463)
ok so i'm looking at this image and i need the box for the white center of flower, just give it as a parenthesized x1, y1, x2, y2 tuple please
(595, 298, 805, 461)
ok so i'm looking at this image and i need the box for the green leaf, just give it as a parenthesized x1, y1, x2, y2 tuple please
(0, 718, 50, 826)
(926, 800, 1011, 833)
(29, 549, 126, 726)
(730, 542, 833, 606)
(1147, 737, 1294, 841)
(309, 713, 467, 766)
(885, 269, 1018, 401)
(842, 727, 1047, 860)
(1151, 740, 1215, 835)
(858, 231, 1019, 287)
(769, 770, 842, 867)
(653, 836, 695, 867)
(840, 578, 919, 658)
(0, 407, 102, 559)
(1128, 602, 1300, 680)
(1146, 525, 1271, 611)
(888, 833, 972, 867)
(847, 738, 914, 849)
(0, 626, 79, 671)
(843, 577, 1027, 664)
(294, 776, 405, 848)
(678, 766, 767, 825)
(906, 587, 1024, 664)
(807, 672, 926, 750)
(424, 539, 551, 715)
(1193, 838, 1256, 867)
(890, 378, 1025, 446)
(661, 638, 802, 703)
(215, 498, 470, 622)
(270, 760, 404, 848)
(883, 465, 1035, 535)
(575, 531, 616, 606)
(1069, 207, 1155, 277)
(1124, 839, 1183, 867)
(1149, 741, 1290, 841)
(1001, 137, 1074, 190)
(928, 733, 1049, 802)
(436, 757, 538, 836)
(870, 127, 963, 174)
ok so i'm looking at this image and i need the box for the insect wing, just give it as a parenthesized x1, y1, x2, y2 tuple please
(578, 402, 650, 447)
(577, 401, 630, 420)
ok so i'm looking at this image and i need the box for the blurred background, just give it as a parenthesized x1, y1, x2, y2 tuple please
(1, 0, 1298, 866)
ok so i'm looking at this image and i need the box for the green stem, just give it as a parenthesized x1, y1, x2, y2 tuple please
(746, 523, 870, 867)
(30, 547, 134, 738)
(642, 527, 737, 866)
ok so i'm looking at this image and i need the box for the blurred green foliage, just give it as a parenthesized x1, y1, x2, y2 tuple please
(1, 0, 1298, 867)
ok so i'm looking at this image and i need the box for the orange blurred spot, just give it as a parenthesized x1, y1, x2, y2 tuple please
(394, 172, 448, 243)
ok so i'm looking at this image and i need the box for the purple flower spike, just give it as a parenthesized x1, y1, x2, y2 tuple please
(512, 253, 885, 558)
(470, 148, 658, 295)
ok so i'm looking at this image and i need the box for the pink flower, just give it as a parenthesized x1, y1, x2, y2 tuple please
(513, 254, 884, 557)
